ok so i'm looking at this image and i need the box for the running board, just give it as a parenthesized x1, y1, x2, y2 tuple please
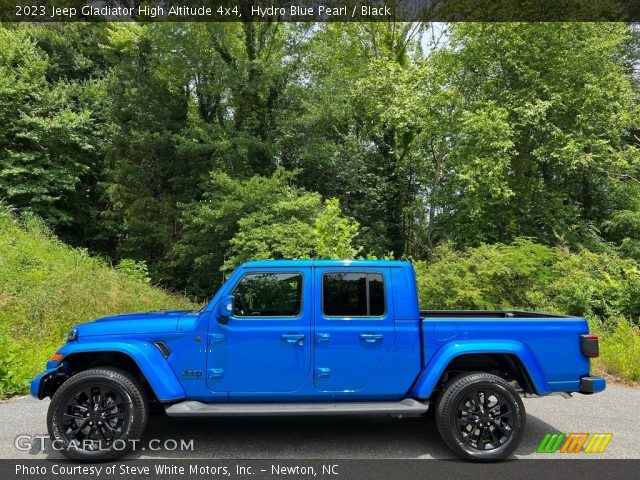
(165, 399, 428, 417)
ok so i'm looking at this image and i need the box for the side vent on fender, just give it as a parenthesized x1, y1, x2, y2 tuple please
(153, 341, 171, 358)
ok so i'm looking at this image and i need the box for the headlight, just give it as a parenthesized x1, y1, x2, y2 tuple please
(67, 328, 78, 342)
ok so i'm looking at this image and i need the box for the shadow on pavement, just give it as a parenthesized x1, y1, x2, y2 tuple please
(137, 411, 561, 459)
(33, 411, 561, 460)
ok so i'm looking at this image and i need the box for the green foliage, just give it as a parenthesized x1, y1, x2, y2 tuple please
(315, 199, 363, 260)
(169, 168, 303, 296)
(415, 239, 640, 382)
(282, 24, 427, 257)
(594, 319, 640, 382)
(603, 210, 640, 260)
(0, 29, 87, 226)
(1, 22, 640, 384)
(415, 239, 640, 322)
(172, 169, 363, 296)
(432, 23, 640, 248)
(102, 24, 191, 272)
(0, 27, 107, 243)
(3, 22, 639, 291)
(226, 197, 362, 270)
(223, 191, 321, 271)
(0, 328, 27, 398)
(0, 206, 195, 397)
(116, 259, 151, 283)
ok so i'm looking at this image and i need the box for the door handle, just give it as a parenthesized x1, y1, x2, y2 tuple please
(360, 333, 384, 343)
(281, 333, 305, 345)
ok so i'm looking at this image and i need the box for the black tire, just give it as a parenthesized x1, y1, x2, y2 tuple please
(47, 367, 148, 461)
(435, 372, 525, 461)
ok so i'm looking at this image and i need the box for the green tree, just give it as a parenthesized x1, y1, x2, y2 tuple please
(171, 169, 362, 298)
(315, 198, 363, 259)
(280, 23, 427, 258)
(101, 24, 191, 271)
(2, 22, 639, 301)
(434, 23, 640, 248)
(0, 28, 99, 231)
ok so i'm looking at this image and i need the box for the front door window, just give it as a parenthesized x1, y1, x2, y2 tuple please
(233, 273, 302, 317)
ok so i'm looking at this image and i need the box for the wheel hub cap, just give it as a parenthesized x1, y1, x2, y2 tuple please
(60, 385, 129, 451)
(455, 388, 514, 451)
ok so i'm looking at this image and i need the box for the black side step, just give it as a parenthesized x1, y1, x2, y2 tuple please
(165, 399, 428, 417)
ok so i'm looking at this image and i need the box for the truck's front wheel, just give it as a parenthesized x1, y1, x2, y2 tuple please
(435, 372, 525, 461)
(47, 367, 148, 461)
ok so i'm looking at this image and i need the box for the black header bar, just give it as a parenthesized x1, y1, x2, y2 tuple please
(2, 0, 640, 22)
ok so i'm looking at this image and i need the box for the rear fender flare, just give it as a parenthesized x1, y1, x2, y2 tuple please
(411, 340, 547, 399)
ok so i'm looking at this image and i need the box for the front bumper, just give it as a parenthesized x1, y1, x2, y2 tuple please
(579, 376, 606, 394)
(30, 366, 67, 399)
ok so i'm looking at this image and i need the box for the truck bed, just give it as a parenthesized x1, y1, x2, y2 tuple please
(417, 310, 590, 395)
(420, 310, 573, 319)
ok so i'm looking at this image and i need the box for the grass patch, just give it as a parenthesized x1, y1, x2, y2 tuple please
(592, 319, 640, 384)
(0, 207, 196, 398)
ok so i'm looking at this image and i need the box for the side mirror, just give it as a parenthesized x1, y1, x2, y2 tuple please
(217, 294, 234, 324)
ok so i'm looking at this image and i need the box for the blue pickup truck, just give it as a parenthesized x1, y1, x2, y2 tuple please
(31, 260, 605, 461)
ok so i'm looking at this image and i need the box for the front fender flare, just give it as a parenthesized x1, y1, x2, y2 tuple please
(55, 340, 185, 402)
(411, 340, 548, 399)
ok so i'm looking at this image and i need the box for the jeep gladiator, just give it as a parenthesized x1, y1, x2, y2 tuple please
(31, 260, 605, 461)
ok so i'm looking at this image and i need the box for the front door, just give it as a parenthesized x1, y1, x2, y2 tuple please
(207, 269, 311, 394)
(313, 267, 396, 392)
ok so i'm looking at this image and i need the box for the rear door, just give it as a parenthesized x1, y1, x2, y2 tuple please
(313, 267, 395, 392)
(207, 268, 311, 394)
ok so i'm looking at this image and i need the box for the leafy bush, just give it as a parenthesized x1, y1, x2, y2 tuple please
(315, 199, 363, 260)
(116, 259, 151, 283)
(592, 319, 640, 383)
(171, 169, 363, 297)
(415, 239, 640, 323)
(0, 206, 195, 397)
(0, 328, 29, 398)
(415, 239, 640, 383)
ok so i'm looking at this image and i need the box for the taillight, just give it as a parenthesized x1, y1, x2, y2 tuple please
(580, 334, 599, 358)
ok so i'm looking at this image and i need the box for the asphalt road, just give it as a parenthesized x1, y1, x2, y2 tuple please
(0, 385, 637, 459)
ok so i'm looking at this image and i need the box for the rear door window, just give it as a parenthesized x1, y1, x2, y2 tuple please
(322, 272, 385, 317)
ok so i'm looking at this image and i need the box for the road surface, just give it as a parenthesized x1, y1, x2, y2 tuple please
(0, 385, 637, 459)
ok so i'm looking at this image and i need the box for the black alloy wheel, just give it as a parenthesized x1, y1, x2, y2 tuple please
(435, 372, 525, 461)
(47, 367, 148, 461)
(455, 387, 514, 450)
(60, 384, 129, 449)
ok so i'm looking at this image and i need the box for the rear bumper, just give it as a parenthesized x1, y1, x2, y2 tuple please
(579, 376, 606, 394)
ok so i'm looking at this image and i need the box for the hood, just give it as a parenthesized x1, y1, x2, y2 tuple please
(75, 310, 197, 337)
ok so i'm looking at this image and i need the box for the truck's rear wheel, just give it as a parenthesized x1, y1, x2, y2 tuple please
(435, 372, 525, 461)
(47, 367, 148, 461)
